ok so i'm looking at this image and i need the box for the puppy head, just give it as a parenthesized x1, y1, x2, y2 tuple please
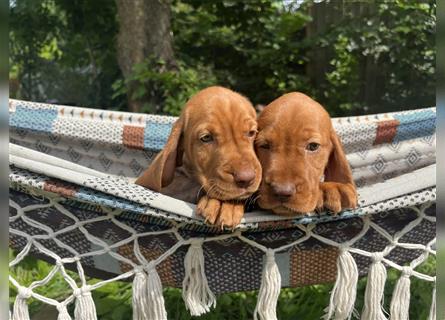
(136, 86, 262, 201)
(255, 92, 354, 215)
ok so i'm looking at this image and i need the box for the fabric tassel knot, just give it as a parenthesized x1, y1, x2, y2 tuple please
(254, 249, 281, 320)
(325, 246, 358, 320)
(182, 239, 216, 316)
(13, 286, 32, 320)
(361, 252, 388, 320)
(132, 267, 149, 320)
(74, 285, 97, 320)
(144, 263, 167, 320)
(390, 266, 412, 320)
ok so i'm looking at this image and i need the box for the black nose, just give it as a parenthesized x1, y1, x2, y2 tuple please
(271, 182, 296, 202)
(233, 169, 256, 189)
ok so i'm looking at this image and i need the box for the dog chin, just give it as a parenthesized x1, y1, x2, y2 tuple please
(261, 202, 316, 216)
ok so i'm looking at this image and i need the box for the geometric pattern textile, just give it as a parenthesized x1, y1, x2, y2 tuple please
(9, 100, 436, 320)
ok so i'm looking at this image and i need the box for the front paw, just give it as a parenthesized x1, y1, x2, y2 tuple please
(197, 195, 221, 225)
(196, 196, 244, 229)
(319, 182, 357, 214)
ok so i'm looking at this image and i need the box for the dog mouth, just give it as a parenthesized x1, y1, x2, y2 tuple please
(202, 180, 257, 201)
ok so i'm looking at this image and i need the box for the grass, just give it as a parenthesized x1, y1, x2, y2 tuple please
(9, 250, 435, 320)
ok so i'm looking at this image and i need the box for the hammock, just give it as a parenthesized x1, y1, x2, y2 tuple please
(9, 99, 436, 320)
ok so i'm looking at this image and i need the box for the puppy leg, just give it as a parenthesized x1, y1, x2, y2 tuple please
(196, 195, 221, 225)
(217, 202, 244, 230)
(320, 182, 357, 214)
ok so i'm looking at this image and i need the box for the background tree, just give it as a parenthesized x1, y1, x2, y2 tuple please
(116, 0, 177, 112)
(9, 0, 436, 117)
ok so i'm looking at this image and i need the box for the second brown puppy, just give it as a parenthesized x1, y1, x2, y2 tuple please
(255, 92, 357, 215)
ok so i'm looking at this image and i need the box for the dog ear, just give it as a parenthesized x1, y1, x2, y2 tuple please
(135, 118, 184, 191)
(324, 129, 354, 185)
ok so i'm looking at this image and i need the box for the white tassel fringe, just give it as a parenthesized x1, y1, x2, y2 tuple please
(429, 285, 436, 320)
(57, 304, 72, 320)
(182, 239, 216, 316)
(361, 253, 388, 320)
(390, 267, 411, 320)
(13, 286, 32, 320)
(254, 249, 281, 320)
(145, 264, 167, 320)
(74, 286, 97, 320)
(325, 247, 358, 320)
(132, 268, 149, 320)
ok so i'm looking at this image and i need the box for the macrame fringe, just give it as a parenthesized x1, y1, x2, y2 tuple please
(254, 249, 281, 320)
(324, 248, 358, 320)
(12, 287, 32, 320)
(145, 265, 167, 320)
(57, 304, 72, 320)
(389, 268, 411, 320)
(428, 285, 436, 320)
(74, 286, 97, 320)
(132, 268, 149, 320)
(182, 240, 216, 316)
(361, 253, 388, 320)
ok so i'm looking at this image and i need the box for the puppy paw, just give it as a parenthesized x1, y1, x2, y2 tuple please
(217, 202, 244, 230)
(319, 182, 357, 214)
(197, 195, 221, 225)
(196, 196, 244, 229)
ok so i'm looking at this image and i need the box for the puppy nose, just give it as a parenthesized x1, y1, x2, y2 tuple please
(233, 169, 256, 188)
(271, 182, 295, 202)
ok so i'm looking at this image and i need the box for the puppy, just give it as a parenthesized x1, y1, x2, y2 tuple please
(255, 92, 357, 215)
(135, 86, 262, 228)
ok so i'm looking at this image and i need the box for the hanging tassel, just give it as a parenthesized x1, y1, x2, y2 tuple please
(324, 247, 358, 320)
(389, 267, 411, 320)
(57, 304, 72, 320)
(428, 284, 436, 320)
(145, 263, 167, 320)
(74, 286, 97, 320)
(182, 239, 216, 316)
(132, 268, 149, 320)
(12, 286, 32, 320)
(254, 249, 281, 320)
(361, 252, 388, 320)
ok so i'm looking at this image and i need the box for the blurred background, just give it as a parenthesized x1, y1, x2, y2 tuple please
(8, 0, 437, 319)
(9, 0, 435, 116)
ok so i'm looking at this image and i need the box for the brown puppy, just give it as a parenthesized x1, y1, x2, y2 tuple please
(135, 86, 262, 228)
(255, 92, 357, 215)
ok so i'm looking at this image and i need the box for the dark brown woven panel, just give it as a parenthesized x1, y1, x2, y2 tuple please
(290, 247, 339, 287)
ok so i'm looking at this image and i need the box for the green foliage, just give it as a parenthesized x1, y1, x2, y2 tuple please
(10, 0, 122, 108)
(317, 0, 436, 115)
(113, 58, 217, 115)
(10, 250, 435, 319)
(9, 0, 435, 115)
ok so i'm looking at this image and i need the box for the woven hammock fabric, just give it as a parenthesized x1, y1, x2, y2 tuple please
(9, 99, 436, 319)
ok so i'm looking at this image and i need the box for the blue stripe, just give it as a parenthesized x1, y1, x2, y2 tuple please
(10, 105, 58, 133)
(393, 109, 436, 142)
(143, 121, 173, 150)
(76, 187, 146, 213)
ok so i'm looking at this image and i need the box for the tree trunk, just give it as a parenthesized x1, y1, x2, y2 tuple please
(116, 0, 176, 112)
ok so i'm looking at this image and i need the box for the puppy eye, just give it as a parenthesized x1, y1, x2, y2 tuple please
(259, 143, 271, 150)
(306, 142, 320, 152)
(247, 130, 257, 138)
(200, 134, 213, 143)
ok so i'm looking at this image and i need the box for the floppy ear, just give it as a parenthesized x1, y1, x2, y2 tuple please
(135, 118, 184, 191)
(324, 129, 354, 185)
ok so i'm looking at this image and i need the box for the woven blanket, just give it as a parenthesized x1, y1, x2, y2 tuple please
(9, 99, 436, 320)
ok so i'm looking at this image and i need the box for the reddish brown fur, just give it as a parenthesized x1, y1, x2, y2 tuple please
(135, 86, 262, 228)
(255, 92, 357, 215)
